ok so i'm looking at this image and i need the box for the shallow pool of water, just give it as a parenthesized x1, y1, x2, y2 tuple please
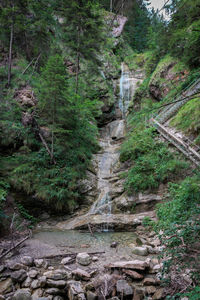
(32, 230, 139, 259)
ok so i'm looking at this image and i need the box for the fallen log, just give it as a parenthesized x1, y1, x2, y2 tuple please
(0, 234, 30, 260)
(39, 251, 105, 260)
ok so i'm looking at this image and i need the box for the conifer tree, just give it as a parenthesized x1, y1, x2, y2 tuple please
(58, 0, 103, 93)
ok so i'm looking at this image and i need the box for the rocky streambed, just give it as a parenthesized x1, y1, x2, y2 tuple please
(0, 225, 164, 300)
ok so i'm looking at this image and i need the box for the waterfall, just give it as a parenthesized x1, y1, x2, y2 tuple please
(86, 63, 142, 232)
(119, 63, 131, 116)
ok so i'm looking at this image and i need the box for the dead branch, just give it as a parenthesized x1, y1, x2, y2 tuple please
(0, 234, 30, 260)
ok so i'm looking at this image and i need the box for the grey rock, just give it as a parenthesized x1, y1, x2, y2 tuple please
(28, 269, 38, 278)
(132, 246, 148, 256)
(53, 297, 64, 300)
(45, 288, 61, 295)
(116, 280, 133, 296)
(0, 265, 5, 273)
(0, 278, 12, 294)
(76, 253, 91, 266)
(22, 277, 32, 288)
(72, 269, 91, 281)
(43, 269, 71, 280)
(92, 256, 98, 262)
(67, 280, 86, 300)
(86, 291, 97, 300)
(12, 289, 31, 300)
(60, 257, 74, 265)
(31, 279, 41, 289)
(11, 269, 27, 283)
(21, 256, 33, 267)
(34, 259, 44, 268)
(38, 276, 47, 288)
(7, 262, 26, 271)
(32, 288, 43, 300)
(47, 279, 66, 289)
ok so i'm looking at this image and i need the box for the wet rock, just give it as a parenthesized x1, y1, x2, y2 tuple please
(31, 279, 41, 289)
(12, 289, 32, 300)
(67, 280, 86, 300)
(72, 269, 91, 281)
(132, 246, 148, 256)
(21, 256, 33, 267)
(152, 288, 164, 299)
(44, 269, 71, 280)
(122, 269, 143, 280)
(86, 291, 97, 300)
(105, 260, 148, 270)
(28, 269, 38, 279)
(116, 280, 133, 297)
(46, 279, 66, 289)
(143, 278, 157, 286)
(22, 277, 32, 288)
(11, 269, 27, 283)
(61, 257, 74, 265)
(53, 297, 64, 300)
(76, 253, 91, 266)
(0, 278, 12, 294)
(0, 295, 5, 300)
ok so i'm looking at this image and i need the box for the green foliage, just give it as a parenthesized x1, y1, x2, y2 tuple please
(0, 180, 10, 223)
(142, 216, 154, 227)
(17, 203, 37, 225)
(170, 97, 200, 142)
(155, 174, 200, 292)
(120, 114, 188, 193)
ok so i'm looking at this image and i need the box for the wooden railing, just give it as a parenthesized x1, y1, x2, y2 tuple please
(156, 78, 200, 124)
(150, 118, 200, 167)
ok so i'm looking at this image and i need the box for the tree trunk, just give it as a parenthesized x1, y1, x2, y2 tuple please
(75, 26, 80, 94)
(8, 22, 13, 87)
(110, 0, 113, 12)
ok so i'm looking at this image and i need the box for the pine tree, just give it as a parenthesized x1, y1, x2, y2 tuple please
(58, 0, 104, 93)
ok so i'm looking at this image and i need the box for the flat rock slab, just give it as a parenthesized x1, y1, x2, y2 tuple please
(56, 212, 156, 230)
(105, 260, 149, 271)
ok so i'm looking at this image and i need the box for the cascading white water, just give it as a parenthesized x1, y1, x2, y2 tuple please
(87, 63, 142, 231)
(119, 62, 131, 116)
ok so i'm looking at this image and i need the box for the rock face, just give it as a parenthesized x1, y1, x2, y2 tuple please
(56, 211, 156, 231)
